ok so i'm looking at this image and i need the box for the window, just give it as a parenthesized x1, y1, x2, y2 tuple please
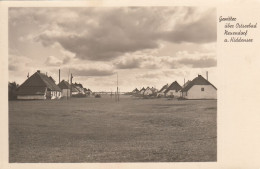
(201, 87, 204, 91)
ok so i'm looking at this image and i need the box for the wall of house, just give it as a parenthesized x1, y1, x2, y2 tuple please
(72, 91, 79, 95)
(51, 91, 61, 99)
(157, 92, 165, 97)
(17, 95, 46, 100)
(165, 90, 181, 97)
(144, 90, 153, 95)
(185, 85, 217, 99)
(61, 89, 71, 97)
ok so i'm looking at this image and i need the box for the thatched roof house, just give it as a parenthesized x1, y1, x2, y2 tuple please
(164, 81, 182, 97)
(181, 75, 217, 99)
(139, 87, 146, 95)
(58, 80, 71, 98)
(157, 84, 168, 97)
(16, 70, 61, 100)
(132, 88, 139, 94)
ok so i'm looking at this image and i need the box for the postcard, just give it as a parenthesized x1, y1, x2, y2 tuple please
(1, 0, 260, 169)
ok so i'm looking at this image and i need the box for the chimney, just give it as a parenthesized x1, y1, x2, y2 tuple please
(46, 72, 48, 76)
(59, 69, 60, 84)
(37, 70, 40, 73)
(184, 78, 185, 86)
(206, 71, 208, 81)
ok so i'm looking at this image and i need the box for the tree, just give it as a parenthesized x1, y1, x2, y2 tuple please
(8, 82, 19, 100)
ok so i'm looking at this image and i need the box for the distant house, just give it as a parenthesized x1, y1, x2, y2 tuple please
(181, 75, 217, 99)
(164, 81, 182, 98)
(87, 89, 92, 95)
(151, 87, 158, 94)
(83, 88, 92, 95)
(132, 88, 139, 94)
(71, 84, 80, 96)
(74, 82, 85, 94)
(58, 80, 71, 98)
(139, 87, 145, 95)
(16, 70, 61, 100)
(157, 84, 168, 97)
(144, 87, 153, 96)
(183, 80, 191, 88)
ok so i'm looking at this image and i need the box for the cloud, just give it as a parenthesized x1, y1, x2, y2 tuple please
(137, 72, 161, 79)
(69, 68, 115, 77)
(9, 54, 32, 71)
(9, 64, 17, 71)
(114, 58, 141, 69)
(178, 58, 217, 68)
(163, 9, 216, 44)
(32, 8, 164, 61)
(10, 7, 216, 62)
(45, 55, 63, 66)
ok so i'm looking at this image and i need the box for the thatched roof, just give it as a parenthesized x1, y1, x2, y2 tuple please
(132, 88, 139, 93)
(158, 84, 168, 93)
(183, 80, 191, 88)
(49, 76, 56, 84)
(58, 80, 71, 89)
(71, 84, 80, 92)
(140, 87, 145, 92)
(74, 82, 83, 88)
(181, 75, 217, 92)
(16, 71, 61, 95)
(164, 81, 182, 93)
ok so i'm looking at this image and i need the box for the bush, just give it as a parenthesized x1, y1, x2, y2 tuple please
(95, 94, 101, 98)
(72, 93, 86, 98)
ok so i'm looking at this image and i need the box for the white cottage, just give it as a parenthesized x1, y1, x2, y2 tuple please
(74, 83, 86, 94)
(181, 75, 217, 99)
(164, 81, 182, 98)
(139, 87, 146, 95)
(144, 87, 153, 96)
(157, 84, 168, 97)
(71, 84, 80, 96)
(58, 80, 71, 98)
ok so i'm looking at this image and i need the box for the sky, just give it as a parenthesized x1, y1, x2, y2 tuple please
(9, 7, 217, 92)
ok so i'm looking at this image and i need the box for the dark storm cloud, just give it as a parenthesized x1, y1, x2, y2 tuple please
(178, 58, 217, 68)
(163, 9, 217, 43)
(115, 58, 141, 69)
(33, 7, 164, 61)
(10, 7, 216, 62)
(69, 68, 115, 77)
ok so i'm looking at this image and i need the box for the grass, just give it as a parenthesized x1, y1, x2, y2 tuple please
(9, 95, 217, 162)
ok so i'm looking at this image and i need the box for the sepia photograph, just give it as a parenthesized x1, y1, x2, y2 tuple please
(8, 7, 217, 163)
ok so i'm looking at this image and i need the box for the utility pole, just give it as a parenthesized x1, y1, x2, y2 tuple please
(116, 72, 119, 102)
(70, 73, 73, 98)
(67, 72, 69, 100)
